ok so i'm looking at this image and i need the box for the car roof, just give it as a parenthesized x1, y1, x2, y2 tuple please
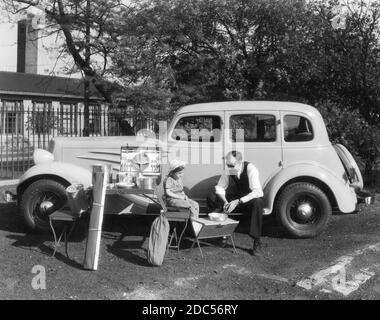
(177, 101, 319, 115)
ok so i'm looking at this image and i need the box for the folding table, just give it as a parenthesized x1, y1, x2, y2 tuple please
(190, 217, 239, 257)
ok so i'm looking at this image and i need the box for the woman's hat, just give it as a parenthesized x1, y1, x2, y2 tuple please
(169, 159, 186, 172)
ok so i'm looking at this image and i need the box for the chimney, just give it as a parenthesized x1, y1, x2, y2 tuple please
(17, 18, 39, 74)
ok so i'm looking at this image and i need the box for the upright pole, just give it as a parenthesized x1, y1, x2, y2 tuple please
(83, 164, 109, 270)
(83, 0, 91, 136)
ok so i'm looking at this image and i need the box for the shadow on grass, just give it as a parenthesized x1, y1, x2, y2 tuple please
(106, 244, 150, 267)
(233, 215, 288, 239)
(6, 220, 88, 270)
(0, 203, 29, 234)
(104, 215, 153, 267)
(6, 233, 84, 269)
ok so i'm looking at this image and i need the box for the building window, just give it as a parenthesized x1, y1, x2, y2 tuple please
(230, 114, 276, 142)
(31, 102, 54, 135)
(1, 100, 23, 134)
(89, 105, 102, 135)
(284, 115, 314, 142)
(60, 103, 78, 136)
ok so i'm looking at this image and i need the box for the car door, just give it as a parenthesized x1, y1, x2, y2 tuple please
(224, 109, 282, 188)
(281, 111, 318, 166)
(280, 111, 344, 176)
(166, 111, 225, 201)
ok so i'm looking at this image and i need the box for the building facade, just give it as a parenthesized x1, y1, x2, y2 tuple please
(0, 17, 156, 179)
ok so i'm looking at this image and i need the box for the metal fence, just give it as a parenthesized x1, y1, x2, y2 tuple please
(0, 101, 158, 179)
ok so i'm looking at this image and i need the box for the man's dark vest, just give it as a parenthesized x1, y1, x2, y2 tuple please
(229, 161, 251, 197)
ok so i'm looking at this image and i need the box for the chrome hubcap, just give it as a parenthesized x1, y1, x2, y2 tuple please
(296, 202, 314, 220)
(288, 193, 323, 230)
(39, 200, 54, 213)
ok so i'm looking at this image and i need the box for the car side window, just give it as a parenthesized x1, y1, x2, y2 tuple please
(230, 114, 276, 142)
(172, 115, 221, 142)
(284, 115, 314, 142)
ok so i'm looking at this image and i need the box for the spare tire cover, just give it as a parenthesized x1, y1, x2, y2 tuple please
(333, 144, 363, 190)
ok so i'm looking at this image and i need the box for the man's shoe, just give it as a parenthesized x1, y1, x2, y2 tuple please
(251, 239, 263, 256)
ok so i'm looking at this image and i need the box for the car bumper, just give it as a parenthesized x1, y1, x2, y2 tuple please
(356, 189, 375, 205)
(2, 190, 17, 203)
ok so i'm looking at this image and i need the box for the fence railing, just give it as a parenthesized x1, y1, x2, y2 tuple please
(0, 102, 158, 179)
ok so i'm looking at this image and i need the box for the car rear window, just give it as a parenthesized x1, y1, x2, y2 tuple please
(284, 115, 314, 142)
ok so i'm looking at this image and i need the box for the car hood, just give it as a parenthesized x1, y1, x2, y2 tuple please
(51, 136, 162, 172)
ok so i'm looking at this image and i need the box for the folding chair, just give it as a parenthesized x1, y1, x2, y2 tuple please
(49, 209, 83, 258)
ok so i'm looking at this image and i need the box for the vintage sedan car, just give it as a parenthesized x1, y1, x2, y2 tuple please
(15, 101, 373, 238)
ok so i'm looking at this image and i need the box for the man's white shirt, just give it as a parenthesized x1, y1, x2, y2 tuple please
(215, 162, 263, 203)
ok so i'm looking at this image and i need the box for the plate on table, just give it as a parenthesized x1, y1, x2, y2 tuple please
(116, 182, 135, 189)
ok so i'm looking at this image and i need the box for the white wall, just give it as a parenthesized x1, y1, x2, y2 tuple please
(0, 9, 81, 78)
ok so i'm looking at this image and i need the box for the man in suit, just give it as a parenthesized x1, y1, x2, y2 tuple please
(207, 150, 264, 256)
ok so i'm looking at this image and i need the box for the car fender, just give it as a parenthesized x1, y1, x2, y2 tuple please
(18, 162, 92, 189)
(264, 162, 357, 214)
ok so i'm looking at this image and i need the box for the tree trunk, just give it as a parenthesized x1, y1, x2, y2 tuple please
(83, 77, 90, 136)
(82, 0, 91, 137)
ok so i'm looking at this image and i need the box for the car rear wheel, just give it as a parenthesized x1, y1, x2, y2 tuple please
(20, 179, 68, 233)
(276, 182, 332, 238)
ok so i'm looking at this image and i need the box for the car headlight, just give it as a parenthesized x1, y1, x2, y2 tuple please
(33, 149, 54, 165)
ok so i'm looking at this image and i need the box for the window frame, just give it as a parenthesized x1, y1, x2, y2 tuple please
(59, 102, 79, 136)
(283, 113, 314, 143)
(229, 113, 277, 143)
(170, 114, 223, 143)
(0, 100, 24, 135)
(31, 101, 53, 135)
(89, 104, 102, 136)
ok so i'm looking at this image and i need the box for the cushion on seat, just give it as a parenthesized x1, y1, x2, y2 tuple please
(50, 209, 81, 222)
(165, 211, 191, 220)
(166, 206, 189, 212)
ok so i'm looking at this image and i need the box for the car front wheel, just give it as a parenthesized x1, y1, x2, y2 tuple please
(20, 179, 68, 232)
(276, 182, 332, 238)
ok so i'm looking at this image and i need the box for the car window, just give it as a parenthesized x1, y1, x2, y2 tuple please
(230, 114, 276, 142)
(284, 115, 313, 142)
(172, 115, 221, 142)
